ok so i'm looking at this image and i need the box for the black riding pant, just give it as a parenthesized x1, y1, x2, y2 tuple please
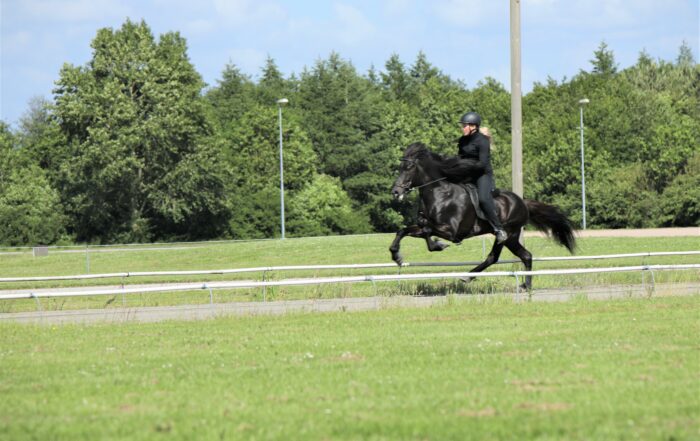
(477, 173, 503, 229)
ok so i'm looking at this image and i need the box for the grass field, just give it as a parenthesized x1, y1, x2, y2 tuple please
(0, 233, 698, 312)
(1, 295, 698, 440)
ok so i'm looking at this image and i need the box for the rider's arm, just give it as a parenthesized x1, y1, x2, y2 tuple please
(477, 137, 493, 174)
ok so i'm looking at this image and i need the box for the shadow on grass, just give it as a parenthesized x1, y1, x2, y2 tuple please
(387, 279, 517, 297)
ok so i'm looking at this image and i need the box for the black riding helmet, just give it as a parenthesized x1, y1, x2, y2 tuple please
(459, 111, 481, 126)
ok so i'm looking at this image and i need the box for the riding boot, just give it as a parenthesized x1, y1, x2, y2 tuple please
(477, 174, 507, 244)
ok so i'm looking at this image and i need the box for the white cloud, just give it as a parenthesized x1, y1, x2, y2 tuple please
(333, 2, 376, 45)
(2, 31, 33, 55)
(213, 0, 286, 26)
(521, 0, 677, 28)
(432, 0, 506, 27)
(18, 0, 132, 22)
(382, 0, 416, 16)
(226, 48, 268, 75)
(185, 19, 216, 35)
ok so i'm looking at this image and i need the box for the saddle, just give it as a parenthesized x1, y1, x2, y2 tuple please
(416, 183, 500, 226)
(461, 183, 500, 222)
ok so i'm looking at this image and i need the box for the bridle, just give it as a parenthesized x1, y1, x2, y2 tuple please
(397, 157, 447, 193)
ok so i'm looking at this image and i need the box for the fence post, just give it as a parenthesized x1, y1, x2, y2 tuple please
(262, 270, 268, 302)
(204, 283, 213, 304)
(85, 245, 90, 274)
(642, 265, 656, 297)
(120, 275, 126, 305)
(31, 293, 42, 311)
(366, 276, 377, 297)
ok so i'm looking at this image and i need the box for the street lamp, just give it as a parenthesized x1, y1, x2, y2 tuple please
(277, 98, 289, 239)
(578, 98, 589, 230)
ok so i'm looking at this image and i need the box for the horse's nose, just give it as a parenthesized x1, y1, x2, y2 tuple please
(392, 188, 404, 201)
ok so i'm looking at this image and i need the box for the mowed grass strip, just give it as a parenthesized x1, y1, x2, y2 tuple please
(1, 295, 698, 440)
(1, 234, 698, 312)
(1, 234, 699, 279)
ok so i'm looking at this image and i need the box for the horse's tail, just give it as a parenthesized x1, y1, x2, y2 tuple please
(524, 199, 577, 253)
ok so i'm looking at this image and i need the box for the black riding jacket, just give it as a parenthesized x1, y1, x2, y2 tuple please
(457, 131, 493, 176)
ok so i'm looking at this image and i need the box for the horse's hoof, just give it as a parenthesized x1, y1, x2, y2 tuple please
(460, 276, 474, 284)
(391, 253, 403, 267)
(435, 241, 449, 251)
(518, 284, 531, 292)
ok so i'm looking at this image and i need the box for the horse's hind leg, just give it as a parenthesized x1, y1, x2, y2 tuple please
(461, 240, 505, 284)
(504, 236, 533, 290)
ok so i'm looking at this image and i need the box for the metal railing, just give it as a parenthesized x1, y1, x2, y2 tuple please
(1, 264, 698, 304)
(0, 251, 698, 283)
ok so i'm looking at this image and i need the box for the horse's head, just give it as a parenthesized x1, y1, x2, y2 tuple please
(392, 143, 429, 201)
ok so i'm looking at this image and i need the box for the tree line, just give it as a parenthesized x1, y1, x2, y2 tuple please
(1, 19, 697, 245)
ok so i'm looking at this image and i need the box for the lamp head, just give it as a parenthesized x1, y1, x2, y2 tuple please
(578, 98, 590, 105)
(277, 98, 289, 105)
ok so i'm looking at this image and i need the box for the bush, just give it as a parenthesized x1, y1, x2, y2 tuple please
(287, 174, 372, 237)
(0, 167, 68, 246)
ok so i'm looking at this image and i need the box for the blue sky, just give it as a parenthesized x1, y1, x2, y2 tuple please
(1, 0, 698, 127)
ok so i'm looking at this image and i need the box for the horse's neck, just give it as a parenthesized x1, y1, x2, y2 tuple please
(419, 180, 453, 207)
(416, 162, 443, 185)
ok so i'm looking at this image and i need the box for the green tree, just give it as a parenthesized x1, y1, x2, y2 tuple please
(223, 104, 316, 194)
(205, 63, 256, 130)
(381, 53, 412, 102)
(586, 163, 660, 228)
(256, 56, 292, 105)
(590, 41, 617, 75)
(659, 151, 700, 226)
(287, 174, 371, 236)
(219, 103, 317, 238)
(52, 19, 229, 242)
(0, 166, 68, 246)
(297, 53, 381, 178)
(0, 122, 68, 245)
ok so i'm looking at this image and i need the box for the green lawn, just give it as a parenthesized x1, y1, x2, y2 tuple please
(1, 234, 698, 312)
(1, 295, 698, 440)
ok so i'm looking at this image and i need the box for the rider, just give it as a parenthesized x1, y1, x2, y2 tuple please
(457, 111, 508, 244)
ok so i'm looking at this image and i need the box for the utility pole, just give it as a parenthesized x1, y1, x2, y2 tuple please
(510, 0, 523, 199)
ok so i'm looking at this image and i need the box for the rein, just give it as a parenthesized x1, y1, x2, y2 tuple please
(406, 177, 447, 193)
(398, 157, 448, 193)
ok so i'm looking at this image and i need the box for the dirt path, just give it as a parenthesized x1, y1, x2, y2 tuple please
(2, 282, 698, 325)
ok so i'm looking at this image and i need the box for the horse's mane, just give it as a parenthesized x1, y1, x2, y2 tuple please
(404, 142, 482, 183)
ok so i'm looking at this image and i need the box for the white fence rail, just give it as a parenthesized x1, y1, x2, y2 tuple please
(1, 251, 698, 283)
(1, 264, 698, 302)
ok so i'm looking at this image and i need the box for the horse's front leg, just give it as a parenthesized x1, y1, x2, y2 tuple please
(389, 225, 431, 266)
(418, 225, 450, 253)
(425, 236, 449, 252)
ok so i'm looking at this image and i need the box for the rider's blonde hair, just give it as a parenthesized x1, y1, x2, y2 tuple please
(480, 127, 494, 149)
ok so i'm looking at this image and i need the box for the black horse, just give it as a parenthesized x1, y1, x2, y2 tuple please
(390, 142, 576, 290)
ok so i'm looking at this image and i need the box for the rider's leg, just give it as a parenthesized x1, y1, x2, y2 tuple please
(477, 174, 507, 243)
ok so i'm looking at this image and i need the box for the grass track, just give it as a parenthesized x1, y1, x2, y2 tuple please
(1, 295, 699, 440)
(0, 234, 698, 313)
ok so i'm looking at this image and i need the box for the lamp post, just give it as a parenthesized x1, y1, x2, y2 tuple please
(578, 98, 589, 230)
(277, 98, 289, 239)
